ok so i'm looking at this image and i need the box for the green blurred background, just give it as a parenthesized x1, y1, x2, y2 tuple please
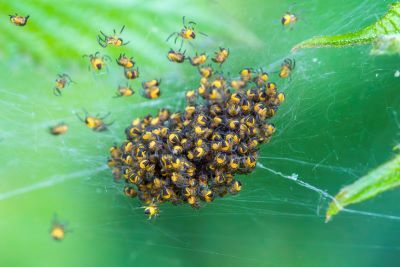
(0, 0, 399, 266)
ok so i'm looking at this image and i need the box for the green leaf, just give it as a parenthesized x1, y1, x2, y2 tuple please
(292, 2, 400, 52)
(326, 154, 400, 222)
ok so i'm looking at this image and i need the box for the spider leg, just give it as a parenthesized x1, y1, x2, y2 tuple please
(100, 31, 107, 37)
(106, 120, 115, 127)
(63, 73, 72, 81)
(122, 40, 130, 46)
(104, 55, 112, 61)
(292, 59, 296, 69)
(100, 112, 111, 120)
(97, 36, 107, 48)
(166, 32, 178, 42)
(65, 75, 75, 84)
(199, 31, 208, 37)
(97, 35, 105, 42)
(53, 88, 61, 96)
(179, 39, 184, 50)
(75, 112, 85, 123)
(82, 108, 90, 117)
(182, 16, 186, 26)
(120, 25, 125, 34)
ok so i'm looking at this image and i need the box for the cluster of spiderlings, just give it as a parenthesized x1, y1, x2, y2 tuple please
(108, 55, 285, 217)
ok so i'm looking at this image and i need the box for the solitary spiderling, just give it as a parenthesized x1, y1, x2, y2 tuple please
(9, 13, 29, 26)
(166, 16, 207, 49)
(98, 25, 130, 48)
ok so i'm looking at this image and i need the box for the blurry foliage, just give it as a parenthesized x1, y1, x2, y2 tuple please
(292, 2, 400, 52)
(290, 0, 400, 220)
(326, 154, 400, 221)
(0, 0, 261, 69)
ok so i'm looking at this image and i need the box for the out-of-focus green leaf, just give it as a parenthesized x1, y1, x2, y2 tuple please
(292, 2, 400, 52)
(326, 154, 400, 222)
(0, 0, 261, 69)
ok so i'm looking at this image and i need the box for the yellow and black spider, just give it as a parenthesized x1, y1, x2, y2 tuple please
(82, 52, 111, 72)
(116, 53, 135, 68)
(49, 123, 69, 135)
(279, 58, 295, 79)
(114, 84, 135, 98)
(166, 16, 207, 49)
(189, 52, 207, 66)
(98, 25, 130, 48)
(54, 73, 75, 96)
(9, 13, 29, 26)
(143, 203, 159, 219)
(281, 12, 298, 27)
(212, 47, 229, 65)
(76, 109, 114, 132)
(50, 216, 70, 241)
(142, 86, 160, 100)
(142, 79, 161, 89)
(167, 49, 186, 63)
(124, 67, 139, 80)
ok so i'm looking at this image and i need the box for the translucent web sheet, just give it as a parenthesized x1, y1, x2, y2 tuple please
(0, 0, 399, 266)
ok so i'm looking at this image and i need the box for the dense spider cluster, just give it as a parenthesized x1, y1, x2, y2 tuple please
(108, 60, 285, 217)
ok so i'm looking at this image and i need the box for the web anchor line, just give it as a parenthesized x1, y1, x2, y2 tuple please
(257, 163, 400, 222)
